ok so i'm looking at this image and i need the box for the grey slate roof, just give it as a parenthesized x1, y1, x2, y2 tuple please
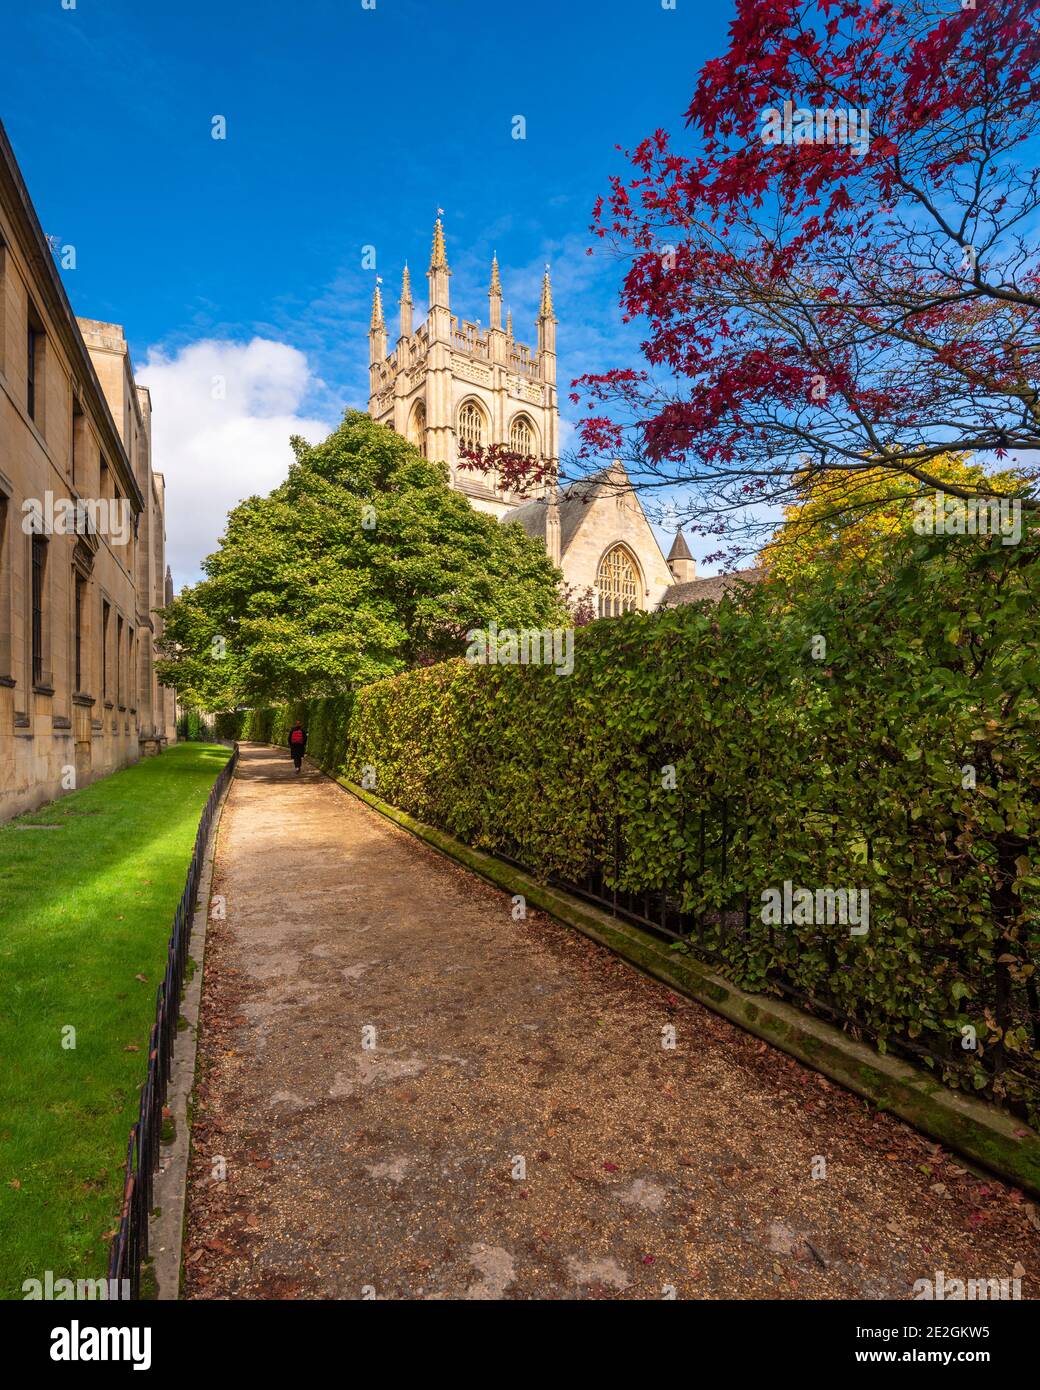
(505, 467, 624, 551)
(660, 566, 766, 607)
(508, 495, 551, 542)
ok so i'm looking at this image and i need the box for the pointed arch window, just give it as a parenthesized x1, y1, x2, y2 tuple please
(597, 545, 640, 618)
(458, 400, 486, 453)
(409, 400, 426, 457)
(509, 414, 535, 457)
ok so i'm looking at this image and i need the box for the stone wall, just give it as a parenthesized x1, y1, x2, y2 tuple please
(0, 121, 173, 821)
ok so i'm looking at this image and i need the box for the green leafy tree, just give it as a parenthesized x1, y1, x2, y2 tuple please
(157, 411, 566, 706)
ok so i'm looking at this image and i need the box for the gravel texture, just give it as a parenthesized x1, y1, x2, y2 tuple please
(182, 744, 1040, 1300)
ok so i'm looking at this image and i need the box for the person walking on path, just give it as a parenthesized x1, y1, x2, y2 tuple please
(288, 721, 307, 773)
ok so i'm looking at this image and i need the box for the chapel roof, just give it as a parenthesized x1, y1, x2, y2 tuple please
(507, 466, 627, 553)
(659, 567, 766, 607)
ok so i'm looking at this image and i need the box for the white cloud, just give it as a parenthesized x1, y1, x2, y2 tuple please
(138, 338, 334, 588)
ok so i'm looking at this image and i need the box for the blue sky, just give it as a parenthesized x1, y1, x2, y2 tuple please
(1, 0, 734, 582)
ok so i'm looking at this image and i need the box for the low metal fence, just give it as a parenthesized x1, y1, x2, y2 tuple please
(499, 790, 1039, 1116)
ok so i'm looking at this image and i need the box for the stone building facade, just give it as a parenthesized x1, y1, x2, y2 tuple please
(509, 464, 676, 613)
(366, 218, 769, 617)
(0, 119, 174, 822)
(368, 219, 559, 527)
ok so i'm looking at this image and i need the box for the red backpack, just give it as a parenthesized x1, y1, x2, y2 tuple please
(290, 728, 304, 747)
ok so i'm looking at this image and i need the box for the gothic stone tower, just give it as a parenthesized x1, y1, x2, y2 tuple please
(368, 218, 560, 562)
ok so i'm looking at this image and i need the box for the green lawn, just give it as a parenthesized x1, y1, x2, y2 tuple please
(0, 742, 230, 1299)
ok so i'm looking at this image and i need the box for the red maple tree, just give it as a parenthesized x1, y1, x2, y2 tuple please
(457, 442, 554, 496)
(571, 0, 1040, 543)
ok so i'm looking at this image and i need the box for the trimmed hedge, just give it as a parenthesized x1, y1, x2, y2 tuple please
(246, 530, 1040, 1122)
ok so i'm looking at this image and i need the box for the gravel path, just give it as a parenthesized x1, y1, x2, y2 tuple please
(182, 743, 1039, 1300)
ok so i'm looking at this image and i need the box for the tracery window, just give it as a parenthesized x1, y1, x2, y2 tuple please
(509, 414, 534, 456)
(458, 400, 486, 453)
(597, 545, 639, 618)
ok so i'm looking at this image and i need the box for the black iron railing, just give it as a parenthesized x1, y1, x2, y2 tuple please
(107, 744, 238, 1298)
(498, 789, 1039, 1117)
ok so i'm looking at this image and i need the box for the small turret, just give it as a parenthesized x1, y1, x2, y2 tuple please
(666, 529, 696, 583)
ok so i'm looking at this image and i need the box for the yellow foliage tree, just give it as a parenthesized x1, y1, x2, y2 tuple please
(758, 456, 1027, 590)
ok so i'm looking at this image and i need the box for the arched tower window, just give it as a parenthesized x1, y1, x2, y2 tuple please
(409, 400, 426, 457)
(597, 545, 640, 618)
(458, 400, 487, 453)
(509, 414, 535, 457)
